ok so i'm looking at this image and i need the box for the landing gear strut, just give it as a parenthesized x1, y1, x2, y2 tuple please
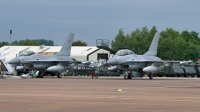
(124, 71, 132, 80)
(57, 73, 61, 78)
(37, 71, 44, 78)
(124, 74, 127, 80)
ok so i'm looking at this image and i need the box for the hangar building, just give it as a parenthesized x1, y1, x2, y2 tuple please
(0, 45, 113, 62)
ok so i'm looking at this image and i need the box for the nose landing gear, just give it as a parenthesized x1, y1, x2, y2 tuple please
(148, 74, 153, 80)
(124, 71, 132, 80)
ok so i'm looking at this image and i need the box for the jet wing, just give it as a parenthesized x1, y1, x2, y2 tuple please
(25, 59, 82, 64)
(24, 57, 73, 63)
(119, 55, 164, 64)
(26, 60, 72, 62)
(119, 60, 164, 64)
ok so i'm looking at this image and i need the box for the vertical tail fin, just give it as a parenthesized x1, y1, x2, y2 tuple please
(55, 33, 74, 56)
(144, 32, 160, 56)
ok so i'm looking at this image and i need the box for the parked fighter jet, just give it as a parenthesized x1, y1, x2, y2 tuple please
(106, 32, 164, 79)
(8, 33, 78, 78)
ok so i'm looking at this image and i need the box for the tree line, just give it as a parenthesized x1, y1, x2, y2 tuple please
(111, 26, 200, 62)
(0, 39, 54, 46)
(0, 39, 87, 47)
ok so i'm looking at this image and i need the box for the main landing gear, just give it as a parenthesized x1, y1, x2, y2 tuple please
(57, 73, 61, 78)
(124, 71, 132, 80)
(37, 71, 44, 78)
(148, 74, 153, 80)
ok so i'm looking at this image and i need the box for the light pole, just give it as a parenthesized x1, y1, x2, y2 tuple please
(10, 29, 12, 44)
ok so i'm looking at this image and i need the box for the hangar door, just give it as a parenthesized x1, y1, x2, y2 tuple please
(97, 53, 108, 60)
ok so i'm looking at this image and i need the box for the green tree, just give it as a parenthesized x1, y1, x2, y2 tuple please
(158, 28, 180, 60)
(0, 42, 9, 47)
(111, 29, 127, 50)
(35, 39, 54, 46)
(17, 39, 39, 46)
(158, 36, 174, 60)
(183, 43, 200, 61)
(181, 30, 200, 45)
(129, 28, 141, 54)
(138, 26, 149, 54)
(158, 29, 200, 61)
(72, 40, 87, 46)
(173, 36, 188, 60)
(11, 40, 19, 45)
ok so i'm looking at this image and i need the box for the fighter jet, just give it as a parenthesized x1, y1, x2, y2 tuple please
(8, 33, 78, 78)
(106, 32, 164, 79)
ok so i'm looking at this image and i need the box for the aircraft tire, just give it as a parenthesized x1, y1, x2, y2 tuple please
(57, 73, 61, 78)
(17, 71, 21, 76)
(127, 73, 132, 79)
(191, 73, 195, 77)
(149, 74, 153, 80)
(124, 75, 127, 80)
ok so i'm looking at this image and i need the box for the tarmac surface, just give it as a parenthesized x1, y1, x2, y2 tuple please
(0, 76, 200, 112)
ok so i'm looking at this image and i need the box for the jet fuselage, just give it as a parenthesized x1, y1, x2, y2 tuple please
(9, 54, 75, 70)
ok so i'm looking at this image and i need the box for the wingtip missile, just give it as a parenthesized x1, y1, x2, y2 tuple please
(143, 65, 164, 73)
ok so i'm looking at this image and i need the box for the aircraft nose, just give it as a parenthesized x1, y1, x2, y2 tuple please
(107, 58, 118, 65)
(8, 58, 21, 64)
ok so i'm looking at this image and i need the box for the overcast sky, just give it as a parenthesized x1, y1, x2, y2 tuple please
(0, 0, 199, 46)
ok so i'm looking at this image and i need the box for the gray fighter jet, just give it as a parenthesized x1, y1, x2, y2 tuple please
(8, 33, 78, 78)
(106, 32, 164, 79)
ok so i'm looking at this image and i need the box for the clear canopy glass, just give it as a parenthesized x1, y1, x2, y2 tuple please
(116, 49, 135, 56)
(19, 50, 36, 56)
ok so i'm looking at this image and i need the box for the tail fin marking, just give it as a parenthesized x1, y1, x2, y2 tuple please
(55, 33, 74, 56)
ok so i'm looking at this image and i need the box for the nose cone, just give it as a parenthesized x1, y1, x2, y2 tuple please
(8, 58, 21, 64)
(107, 58, 118, 65)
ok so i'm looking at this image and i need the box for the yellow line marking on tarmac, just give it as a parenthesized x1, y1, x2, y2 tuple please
(114, 88, 125, 92)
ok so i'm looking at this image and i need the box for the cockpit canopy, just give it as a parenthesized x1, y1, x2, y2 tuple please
(115, 49, 135, 56)
(19, 50, 36, 56)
